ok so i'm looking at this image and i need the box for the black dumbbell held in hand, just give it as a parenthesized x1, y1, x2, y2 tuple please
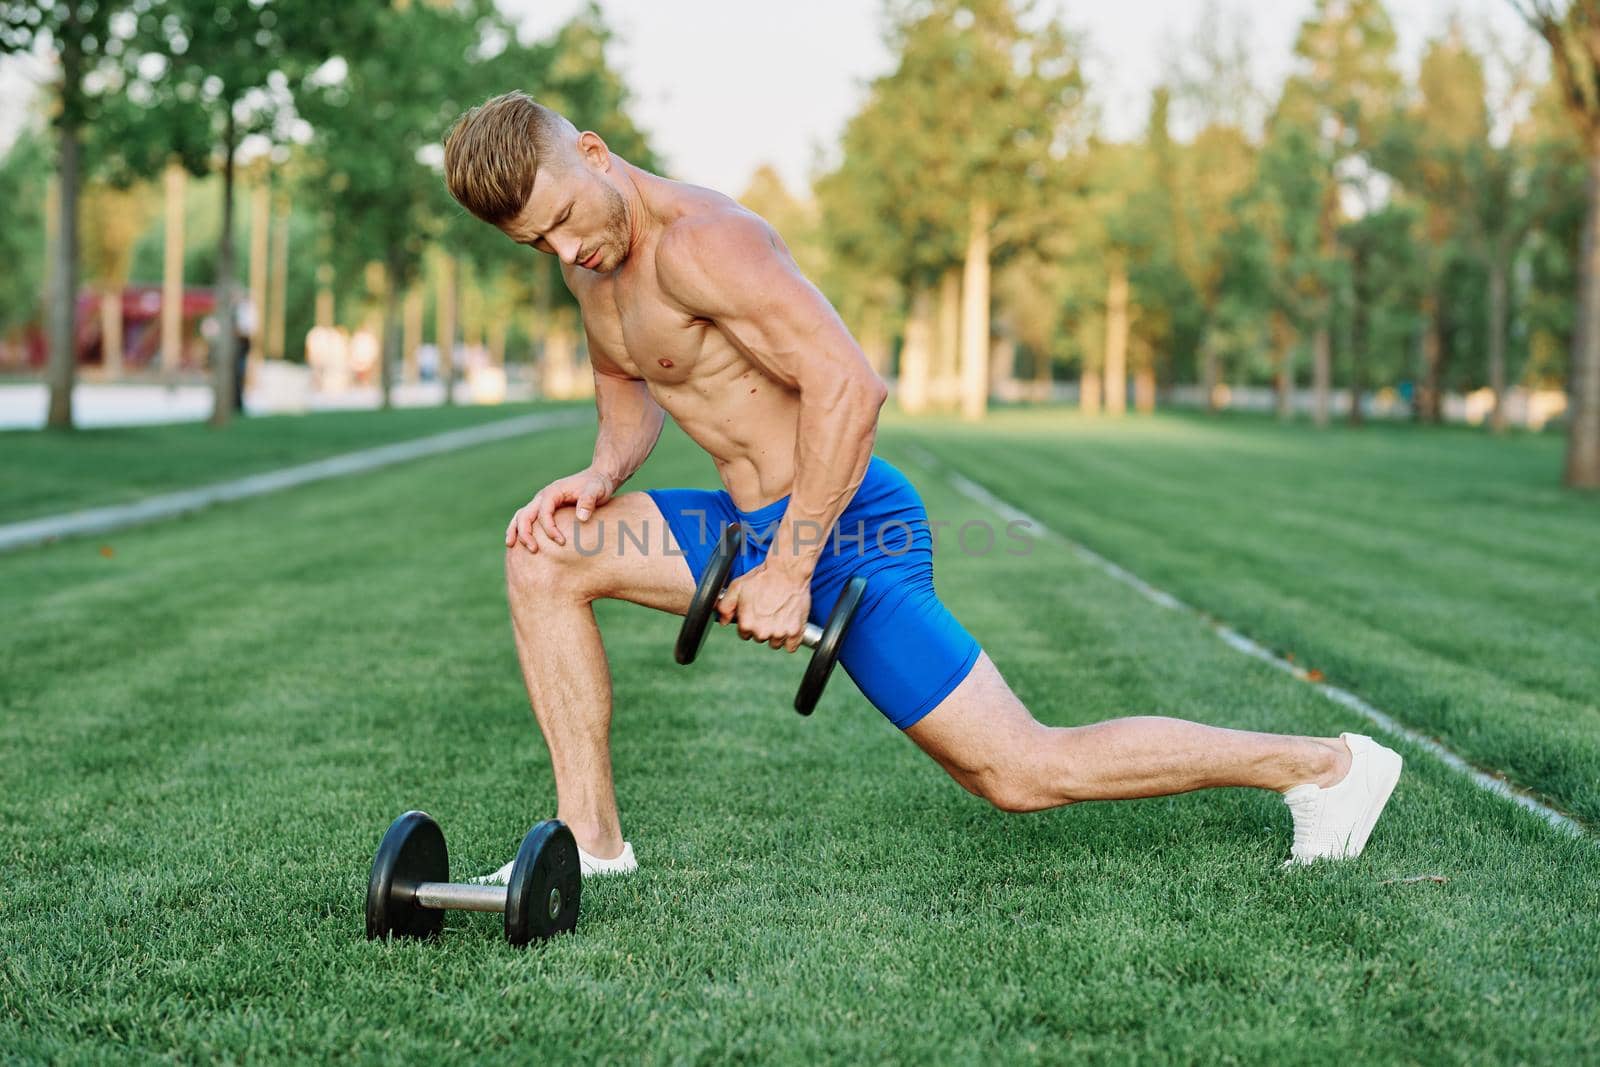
(674, 524, 867, 715)
(366, 811, 580, 947)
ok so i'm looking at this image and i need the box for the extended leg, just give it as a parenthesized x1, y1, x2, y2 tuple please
(504, 492, 693, 858)
(906, 654, 1352, 812)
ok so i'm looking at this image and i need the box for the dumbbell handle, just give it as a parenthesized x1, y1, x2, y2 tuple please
(720, 619, 823, 647)
(414, 881, 507, 913)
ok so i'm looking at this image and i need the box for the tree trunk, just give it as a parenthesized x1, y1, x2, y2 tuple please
(1312, 322, 1331, 428)
(1488, 246, 1509, 435)
(1349, 248, 1367, 427)
(436, 254, 457, 406)
(1200, 334, 1220, 413)
(1132, 367, 1158, 415)
(858, 301, 889, 380)
(99, 286, 122, 378)
(1272, 311, 1294, 421)
(402, 286, 423, 384)
(898, 286, 932, 414)
(935, 267, 960, 409)
(531, 256, 553, 365)
(42, 176, 56, 330)
(161, 162, 186, 375)
(1104, 257, 1128, 416)
(1031, 344, 1052, 402)
(380, 260, 400, 412)
(315, 262, 335, 330)
(46, 114, 81, 430)
(462, 272, 483, 350)
(488, 316, 507, 367)
(209, 107, 239, 428)
(542, 312, 576, 399)
(1419, 291, 1444, 423)
(268, 195, 289, 359)
(1080, 369, 1102, 415)
(1565, 146, 1600, 487)
(989, 334, 1015, 401)
(959, 197, 992, 420)
(248, 182, 269, 383)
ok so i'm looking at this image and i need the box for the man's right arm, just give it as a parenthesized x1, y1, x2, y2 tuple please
(507, 339, 664, 551)
(587, 366, 664, 503)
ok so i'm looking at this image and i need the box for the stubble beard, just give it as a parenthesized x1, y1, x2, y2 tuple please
(594, 181, 631, 271)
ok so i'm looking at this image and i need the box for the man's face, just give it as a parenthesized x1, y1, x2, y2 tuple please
(503, 150, 630, 273)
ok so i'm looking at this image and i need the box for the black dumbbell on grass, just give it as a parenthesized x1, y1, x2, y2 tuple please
(366, 811, 580, 947)
(674, 524, 867, 715)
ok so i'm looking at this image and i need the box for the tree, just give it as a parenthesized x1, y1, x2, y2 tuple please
(1340, 202, 1422, 424)
(1512, 0, 1600, 487)
(1, 0, 124, 428)
(816, 0, 1082, 418)
(1286, 0, 1404, 427)
(1257, 100, 1335, 420)
(1388, 25, 1488, 422)
(299, 0, 503, 411)
(131, 0, 373, 426)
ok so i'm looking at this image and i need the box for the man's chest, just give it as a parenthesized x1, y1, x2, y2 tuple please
(573, 271, 713, 384)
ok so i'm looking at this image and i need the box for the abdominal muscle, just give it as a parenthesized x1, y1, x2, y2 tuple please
(641, 341, 801, 511)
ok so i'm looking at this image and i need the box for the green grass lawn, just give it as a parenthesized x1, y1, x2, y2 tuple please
(2, 411, 1596, 1063)
(904, 410, 1600, 828)
(0, 401, 576, 525)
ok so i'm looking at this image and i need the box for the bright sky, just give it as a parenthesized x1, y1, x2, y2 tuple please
(2, 1, 1542, 197)
(501, 0, 1539, 196)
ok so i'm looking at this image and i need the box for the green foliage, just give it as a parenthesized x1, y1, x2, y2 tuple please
(298, 0, 500, 296)
(818, 0, 1083, 289)
(0, 0, 123, 126)
(0, 126, 49, 335)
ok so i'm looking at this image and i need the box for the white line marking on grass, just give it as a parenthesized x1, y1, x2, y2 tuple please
(904, 444, 1587, 841)
(0, 409, 591, 553)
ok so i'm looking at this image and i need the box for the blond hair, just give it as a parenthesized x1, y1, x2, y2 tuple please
(443, 92, 576, 225)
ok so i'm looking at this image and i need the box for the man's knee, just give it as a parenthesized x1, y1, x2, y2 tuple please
(968, 767, 1063, 813)
(959, 733, 1077, 813)
(505, 508, 591, 599)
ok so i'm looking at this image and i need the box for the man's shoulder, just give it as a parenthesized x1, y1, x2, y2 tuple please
(654, 201, 781, 307)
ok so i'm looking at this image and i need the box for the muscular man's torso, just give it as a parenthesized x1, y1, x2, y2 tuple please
(562, 180, 803, 511)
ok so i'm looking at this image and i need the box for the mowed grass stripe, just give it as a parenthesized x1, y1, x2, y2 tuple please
(0, 401, 586, 525)
(961, 412, 1598, 579)
(919, 447, 1584, 839)
(1047, 440, 1598, 663)
(898, 413, 1600, 827)
(3, 419, 1598, 1063)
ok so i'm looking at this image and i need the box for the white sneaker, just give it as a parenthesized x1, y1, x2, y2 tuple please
(1282, 733, 1403, 866)
(470, 841, 638, 885)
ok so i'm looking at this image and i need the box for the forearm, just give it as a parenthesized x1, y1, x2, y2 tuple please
(767, 374, 886, 577)
(588, 378, 665, 493)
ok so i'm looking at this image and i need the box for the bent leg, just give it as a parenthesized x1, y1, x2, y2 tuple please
(505, 492, 694, 857)
(905, 653, 1351, 812)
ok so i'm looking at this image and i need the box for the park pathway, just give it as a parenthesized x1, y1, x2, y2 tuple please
(0, 409, 589, 553)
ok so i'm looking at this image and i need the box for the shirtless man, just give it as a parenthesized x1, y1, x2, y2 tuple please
(442, 92, 1403, 881)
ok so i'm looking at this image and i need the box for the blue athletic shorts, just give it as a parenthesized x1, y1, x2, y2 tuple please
(646, 456, 981, 729)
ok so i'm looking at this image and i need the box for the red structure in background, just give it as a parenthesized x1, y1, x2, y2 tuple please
(7, 285, 217, 372)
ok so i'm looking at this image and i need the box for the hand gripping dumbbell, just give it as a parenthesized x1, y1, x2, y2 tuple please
(674, 524, 867, 715)
(365, 811, 580, 947)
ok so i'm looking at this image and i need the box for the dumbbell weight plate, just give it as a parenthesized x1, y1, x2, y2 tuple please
(674, 524, 743, 665)
(795, 575, 867, 716)
(366, 810, 449, 941)
(505, 819, 582, 946)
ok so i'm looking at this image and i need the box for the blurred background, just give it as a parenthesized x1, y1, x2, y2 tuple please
(2, 0, 1598, 487)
